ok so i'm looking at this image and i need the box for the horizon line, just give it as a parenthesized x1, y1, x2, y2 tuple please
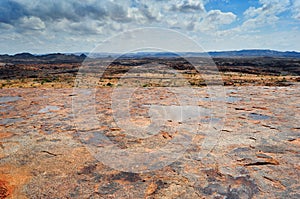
(1, 48, 300, 56)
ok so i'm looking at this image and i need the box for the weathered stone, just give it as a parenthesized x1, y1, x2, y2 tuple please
(0, 84, 299, 198)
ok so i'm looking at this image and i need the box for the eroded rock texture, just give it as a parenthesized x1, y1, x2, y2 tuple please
(0, 85, 299, 198)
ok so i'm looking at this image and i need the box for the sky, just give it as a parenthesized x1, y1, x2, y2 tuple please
(0, 0, 299, 54)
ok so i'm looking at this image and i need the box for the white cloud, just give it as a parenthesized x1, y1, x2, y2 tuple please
(242, 0, 291, 29)
(292, 0, 300, 20)
(206, 10, 236, 25)
(19, 16, 45, 31)
(244, 0, 290, 18)
(194, 10, 237, 33)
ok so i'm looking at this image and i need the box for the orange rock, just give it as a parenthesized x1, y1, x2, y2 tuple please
(0, 180, 10, 199)
(0, 133, 14, 139)
(0, 165, 31, 199)
(145, 181, 157, 196)
(289, 138, 300, 146)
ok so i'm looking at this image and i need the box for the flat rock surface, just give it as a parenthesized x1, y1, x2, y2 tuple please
(0, 86, 299, 198)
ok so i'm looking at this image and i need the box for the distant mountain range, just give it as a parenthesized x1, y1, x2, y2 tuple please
(0, 53, 87, 64)
(0, 50, 300, 62)
(207, 50, 300, 58)
(84, 49, 300, 58)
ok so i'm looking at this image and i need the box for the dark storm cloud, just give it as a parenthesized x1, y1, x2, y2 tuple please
(0, 0, 27, 23)
(74, 3, 107, 21)
(106, 2, 131, 23)
(139, 4, 158, 22)
(169, 0, 205, 13)
(0, 0, 139, 36)
(0, 0, 167, 36)
(30, 1, 108, 22)
(0, 0, 127, 28)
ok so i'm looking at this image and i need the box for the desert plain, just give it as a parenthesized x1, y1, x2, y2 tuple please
(0, 54, 299, 198)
